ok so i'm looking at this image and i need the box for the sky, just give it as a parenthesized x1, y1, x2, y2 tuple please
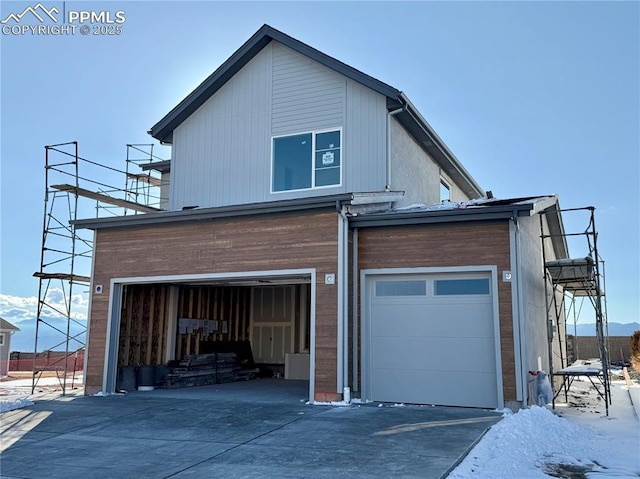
(1, 1, 639, 351)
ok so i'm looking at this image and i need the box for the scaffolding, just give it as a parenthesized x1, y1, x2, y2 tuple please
(540, 206, 610, 415)
(125, 143, 170, 211)
(32, 141, 166, 394)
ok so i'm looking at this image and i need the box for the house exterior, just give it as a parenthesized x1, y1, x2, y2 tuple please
(0, 317, 20, 376)
(75, 25, 568, 409)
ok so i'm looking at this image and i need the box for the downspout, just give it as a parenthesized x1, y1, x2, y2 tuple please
(512, 212, 528, 406)
(386, 107, 404, 190)
(337, 203, 350, 396)
(352, 227, 359, 392)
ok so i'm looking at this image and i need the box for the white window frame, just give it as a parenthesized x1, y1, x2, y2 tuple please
(271, 127, 343, 194)
(0, 333, 5, 346)
(440, 178, 451, 202)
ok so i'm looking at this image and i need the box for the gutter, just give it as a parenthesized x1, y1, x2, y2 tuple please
(73, 194, 356, 230)
(350, 203, 536, 229)
(73, 192, 406, 231)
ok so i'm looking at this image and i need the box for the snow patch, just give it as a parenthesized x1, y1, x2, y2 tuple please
(494, 407, 514, 416)
(449, 380, 640, 479)
(306, 400, 351, 407)
(0, 398, 34, 413)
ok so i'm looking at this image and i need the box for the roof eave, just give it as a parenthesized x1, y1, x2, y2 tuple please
(148, 25, 274, 144)
(541, 197, 569, 260)
(350, 202, 534, 228)
(395, 93, 485, 199)
(72, 192, 400, 230)
(74, 194, 354, 230)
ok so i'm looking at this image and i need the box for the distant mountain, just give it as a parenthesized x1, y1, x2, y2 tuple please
(569, 322, 639, 337)
(6, 318, 637, 351)
(7, 316, 86, 353)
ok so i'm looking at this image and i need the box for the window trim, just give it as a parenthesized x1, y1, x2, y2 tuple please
(271, 127, 343, 194)
(440, 177, 451, 202)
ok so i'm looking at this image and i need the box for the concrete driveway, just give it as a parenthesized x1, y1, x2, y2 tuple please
(0, 379, 502, 479)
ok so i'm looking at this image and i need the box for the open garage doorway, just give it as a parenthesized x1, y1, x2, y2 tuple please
(171, 283, 311, 381)
(104, 270, 315, 400)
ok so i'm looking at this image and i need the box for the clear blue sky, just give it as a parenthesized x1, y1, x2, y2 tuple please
(1, 1, 638, 350)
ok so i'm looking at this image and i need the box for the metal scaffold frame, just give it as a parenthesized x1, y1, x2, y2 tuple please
(32, 141, 165, 394)
(125, 143, 169, 210)
(540, 206, 610, 415)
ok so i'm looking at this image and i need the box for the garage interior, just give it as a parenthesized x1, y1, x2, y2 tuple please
(115, 277, 312, 392)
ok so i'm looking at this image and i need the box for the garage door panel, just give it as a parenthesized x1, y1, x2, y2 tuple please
(371, 369, 498, 408)
(371, 336, 496, 373)
(371, 303, 494, 338)
(368, 272, 498, 409)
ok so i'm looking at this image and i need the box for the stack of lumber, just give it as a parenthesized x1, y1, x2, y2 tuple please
(164, 352, 256, 388)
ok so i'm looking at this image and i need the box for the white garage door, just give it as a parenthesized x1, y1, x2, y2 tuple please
(368, 274, 499, 408)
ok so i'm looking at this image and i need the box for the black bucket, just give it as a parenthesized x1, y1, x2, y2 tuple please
(117, 366, 137, 392)
(137, 365, 156, 391)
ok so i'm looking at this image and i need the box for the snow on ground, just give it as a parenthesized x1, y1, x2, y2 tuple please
(1, 372, 638, 478)
(0, 375, 83, 412)
(0, 398, 34, 413)
(449, 376, 640, 478)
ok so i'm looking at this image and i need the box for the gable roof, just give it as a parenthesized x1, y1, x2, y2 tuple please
(148, 24, 401, 144)
(148, 24, 484, 199)
(0, 318, 20, 332)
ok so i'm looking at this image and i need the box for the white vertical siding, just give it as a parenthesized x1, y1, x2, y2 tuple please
(267, 44, 388, 201)
(344, 81, 387, 192)
(169, 41, 390, 209)
(271, 43, 345, 135)
(170, 45, 272, 210)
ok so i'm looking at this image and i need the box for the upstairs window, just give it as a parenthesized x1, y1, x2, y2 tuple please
(440, 179, 451, 202)
(272, 129, 341, 192)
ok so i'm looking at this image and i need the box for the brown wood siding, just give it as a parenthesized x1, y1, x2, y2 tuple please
(87, 211, 339, 395)
(357, 221, 517, 402)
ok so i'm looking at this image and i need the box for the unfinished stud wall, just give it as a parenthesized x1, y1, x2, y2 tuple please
(175, 286, 251, 358)
(118, 284, 170, 367)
